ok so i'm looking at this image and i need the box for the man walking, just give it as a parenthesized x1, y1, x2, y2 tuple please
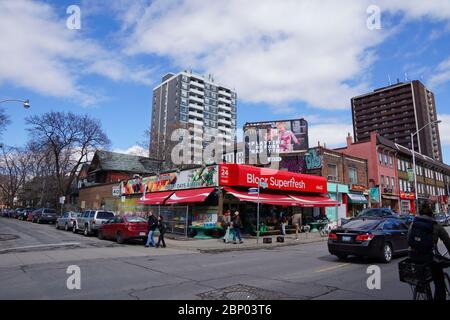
(232, 211, 243, 244)
(222, 210, 232, 243)
(145, 211, 157, 248)
(292, 212, 302, 240)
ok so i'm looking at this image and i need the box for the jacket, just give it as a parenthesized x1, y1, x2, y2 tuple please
(232, 216, 243, 229)
(147, 215, 158, 231)
(408, 214, 450, 262)
(157, 221, 166, 234)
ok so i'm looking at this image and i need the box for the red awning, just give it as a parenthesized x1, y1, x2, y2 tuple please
(224, 188, 301, 206)
(165, 188, 216, 204)
(139, 191, 174, 205)
(287, 194, 340, 207)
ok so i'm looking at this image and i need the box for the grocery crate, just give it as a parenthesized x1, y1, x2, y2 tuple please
(398, 258, 432, 285)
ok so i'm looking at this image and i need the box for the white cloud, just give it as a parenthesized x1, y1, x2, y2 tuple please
(438, 114, 450, 146)
(308, 122, 353, 148)
(116, 0, 450, 113)
(114, 145, 149, 157)
(0, 0, 152, 105)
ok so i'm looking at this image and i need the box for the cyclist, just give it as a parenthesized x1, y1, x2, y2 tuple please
(407, 201, 450, 300)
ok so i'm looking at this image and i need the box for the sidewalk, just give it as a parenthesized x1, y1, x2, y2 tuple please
(165, 231, 328, 253)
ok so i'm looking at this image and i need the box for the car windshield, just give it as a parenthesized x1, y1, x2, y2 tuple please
(97, 212, 114, 219)
(341, 218, 382, 231)
(125, 216, 147, 223)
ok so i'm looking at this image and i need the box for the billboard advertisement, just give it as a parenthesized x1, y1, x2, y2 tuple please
(121, 165, 219, 195)
(244, 119, 308, 155)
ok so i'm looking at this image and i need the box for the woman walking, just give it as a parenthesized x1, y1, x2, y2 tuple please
(222, 210, 232, 243)
(156, 216, 166, 248)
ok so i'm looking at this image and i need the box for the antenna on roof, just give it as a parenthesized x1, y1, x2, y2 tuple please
(404, 72, 409, 82)
(388, 74, 392, 86)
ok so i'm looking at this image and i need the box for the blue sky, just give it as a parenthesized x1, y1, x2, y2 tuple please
(1, 0, 450, 162)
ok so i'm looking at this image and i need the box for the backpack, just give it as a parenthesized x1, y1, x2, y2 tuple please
(408, 217, 434, 254)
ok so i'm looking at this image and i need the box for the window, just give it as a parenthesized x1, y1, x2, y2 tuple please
(348, 167, 358, 184)
(391, 178, 395, 189)
(378, 152, 382, 164)
(397, 159, 401, 171)
(386, 176, 390, 187)
(327, 164, 338, 181)
(389, 156, 393, 167)
(384, 154, 388, 165)
(381, 175, 385, 188)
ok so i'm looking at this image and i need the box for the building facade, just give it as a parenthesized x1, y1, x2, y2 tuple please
(351, 80, 443, 161)
(150, 71, 237, 168)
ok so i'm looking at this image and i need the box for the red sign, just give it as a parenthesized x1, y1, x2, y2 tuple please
(400, 192, 415, 200)
(219, 164, 327, 193)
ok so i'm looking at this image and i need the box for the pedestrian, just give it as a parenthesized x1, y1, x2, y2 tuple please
(292, 212, 302, 240)
(232, 211, 243, 244)
(222, 210, 232, 243)
(145, 211, 157, 247)
(156, 216, 166, 248)
(280, 214, 287, 236)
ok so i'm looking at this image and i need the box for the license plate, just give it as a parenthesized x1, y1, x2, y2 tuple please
(342, 236, 352, 242)
(139, 232, 146, 236)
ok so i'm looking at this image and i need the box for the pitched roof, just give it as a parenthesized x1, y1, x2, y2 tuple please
(90, 150, 161, 174)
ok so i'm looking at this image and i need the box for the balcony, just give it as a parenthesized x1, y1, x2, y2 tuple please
(190, 88, 204, 96)
(189, 95, 204, 104)
(218, 90, 231, 98)
(218, 97, 231, 104)
(189, 103, 203, 112)
(218, 125, 232, 133)
(188, 110, 204, 118)
(190, 80, 205, 89)
(218, 118, 231, 125)
(188, 118, 204, 127)
(188, 126, 203, 134)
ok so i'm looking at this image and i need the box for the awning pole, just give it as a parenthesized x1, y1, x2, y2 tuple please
(185, 206, 189, 238)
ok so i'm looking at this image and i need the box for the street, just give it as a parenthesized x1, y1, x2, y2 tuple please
(2, 217, 444, 300)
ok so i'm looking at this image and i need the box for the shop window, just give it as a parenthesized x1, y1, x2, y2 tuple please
(348, 167, 358, 184)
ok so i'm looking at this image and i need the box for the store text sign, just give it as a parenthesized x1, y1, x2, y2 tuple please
(219, 164, 327, 193)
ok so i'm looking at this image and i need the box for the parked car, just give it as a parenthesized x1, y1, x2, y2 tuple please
(98, 216, 149, 244)
(13, 208, 25, 219)
(1, 209, 14, 218)
(356, 207, 396, 218)
(397, 214, 415, 226)
(434, 213, 449, 227)
(328, 216, 410, 263)
(74, 210, 115, 236)
(56, 212, 81, 231)
(31, 208, 58, 224)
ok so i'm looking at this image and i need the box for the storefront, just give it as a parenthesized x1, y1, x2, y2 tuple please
(400, 192, 415, 215)
(122, 164, 339, 238)
(381, 194, 400, 211)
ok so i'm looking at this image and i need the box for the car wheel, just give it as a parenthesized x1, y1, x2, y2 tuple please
(72, 224, 78, 233)
(65, 223, 69, 231)
(84, 225, 90, 237)
(116, 232, 124, 244)
(380, 242, 393, 263)
(98, 230, 104, 240)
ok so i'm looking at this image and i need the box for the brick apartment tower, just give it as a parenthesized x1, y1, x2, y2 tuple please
(150, 71, 237, 169)
(351, 80, 442, 162)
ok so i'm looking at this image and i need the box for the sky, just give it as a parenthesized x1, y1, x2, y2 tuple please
(1, 0, 450, 163)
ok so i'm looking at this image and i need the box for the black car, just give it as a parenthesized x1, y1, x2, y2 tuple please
(32, 208, 58, 224)
(328, 216, 410, 263)
(356, 207, 396, 218)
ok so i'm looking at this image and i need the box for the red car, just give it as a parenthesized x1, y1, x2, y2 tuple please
(97, 216, 148, 244)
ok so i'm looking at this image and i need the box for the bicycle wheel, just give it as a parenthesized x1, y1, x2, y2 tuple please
(413, 283, 433, 300)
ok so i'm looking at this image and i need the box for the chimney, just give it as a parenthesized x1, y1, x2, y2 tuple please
(346, 133, 353, 146)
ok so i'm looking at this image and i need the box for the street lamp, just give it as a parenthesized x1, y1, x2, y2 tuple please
(0, 99, 30, 109)
(249, 179, 268, 244)
(411, 120, 441, 216)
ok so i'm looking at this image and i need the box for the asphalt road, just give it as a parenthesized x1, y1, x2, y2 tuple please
(0, 217, 448, 300)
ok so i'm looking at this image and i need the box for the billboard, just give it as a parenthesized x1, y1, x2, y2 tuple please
(244, 119, 308, 155)
(121, 165, 219, 195)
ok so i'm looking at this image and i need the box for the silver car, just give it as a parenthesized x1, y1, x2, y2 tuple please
(74, 210, 115, 236)
(56, 212, 81, 231)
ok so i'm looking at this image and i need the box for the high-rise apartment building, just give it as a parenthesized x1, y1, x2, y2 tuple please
(351, 80, 442, 161)
(150, 71, 237, 168)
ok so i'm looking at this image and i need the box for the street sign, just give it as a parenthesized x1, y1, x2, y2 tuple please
(59, 196, 65, 204)
(248, 188, 258, 194)
(407, 169, 414, 182)
(112, 186, 121, 197)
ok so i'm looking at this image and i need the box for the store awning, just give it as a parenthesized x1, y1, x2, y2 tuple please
(139, 191, 173, 205)
(165, 187, 215, 204)
(288, 194, 340, 207)
(224, 188, 301, 206)
(347, 193, 368, 204)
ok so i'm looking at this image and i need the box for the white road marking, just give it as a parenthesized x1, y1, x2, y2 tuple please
(0, 242, 81, 252)
(315, 263, 350, 273)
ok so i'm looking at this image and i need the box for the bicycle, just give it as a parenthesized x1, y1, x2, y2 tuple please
(399, 250, 450, 300)
(319, 219, 338, 237)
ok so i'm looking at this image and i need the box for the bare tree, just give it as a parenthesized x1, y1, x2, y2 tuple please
(0, 146, 30, 207)
(25, 111, 110, 204)
(0, 107, 10, 138)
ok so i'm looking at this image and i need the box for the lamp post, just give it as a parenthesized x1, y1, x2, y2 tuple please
(410, 120, 441, 216)
(249, 179, 268, 244)
(0, 99, 30, 109)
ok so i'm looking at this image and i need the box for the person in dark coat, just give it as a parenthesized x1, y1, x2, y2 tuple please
(145, 211, 157, 247)
(232, 211, 243, 244)
(156, 216, 167, 248)
(408, 201, 450, 300)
